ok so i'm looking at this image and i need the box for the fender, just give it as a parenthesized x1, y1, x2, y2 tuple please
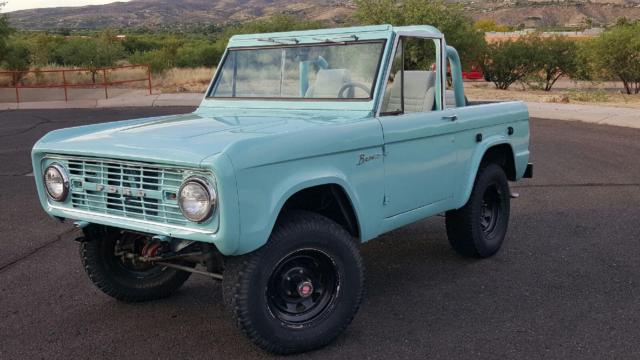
(231, 159, 382, 255)
(269, 176, 364, 238)
(453, 135, 515, 209)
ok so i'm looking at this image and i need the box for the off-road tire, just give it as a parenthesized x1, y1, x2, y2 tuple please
(80, 226, 192, 303)
(445, 163, 510, 258)
(223, 210, 364, 354)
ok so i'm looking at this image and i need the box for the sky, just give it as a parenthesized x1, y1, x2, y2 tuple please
(1, 0, 131, 13)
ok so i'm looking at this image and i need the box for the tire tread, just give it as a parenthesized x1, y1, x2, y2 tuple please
(223, 210, 364, 354)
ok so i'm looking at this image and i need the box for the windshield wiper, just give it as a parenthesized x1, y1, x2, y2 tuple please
(312, 34, 359, 43)
(257, 37, 300, 45)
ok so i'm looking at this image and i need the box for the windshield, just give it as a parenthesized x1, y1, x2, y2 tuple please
(209, 40, 385, 100)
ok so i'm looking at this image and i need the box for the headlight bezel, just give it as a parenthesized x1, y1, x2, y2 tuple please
(178, 175, 217, 223)
(43, 162, 70, 202)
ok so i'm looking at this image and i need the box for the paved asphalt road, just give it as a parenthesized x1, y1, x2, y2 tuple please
(1, 108, 639, 359)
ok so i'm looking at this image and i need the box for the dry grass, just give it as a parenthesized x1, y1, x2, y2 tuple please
(152, 67, 215, 94)
(464, 80, 640, 109)
(0, 65, 214, 94)
(0, 64, 153, 89)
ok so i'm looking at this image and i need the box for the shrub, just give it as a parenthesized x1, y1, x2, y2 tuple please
(122, 36, 164, 55)
(0, 6, 13, 63)
(525, 34, 580, 91)
(2, 40, 31, 84)
(129, 49, 172, 73)
(54, 34, 122, 68)
(482, 39, 535, 90)
(222, 14, 324, 39)
(585, 22, 640, 94)
(54, 38, 98, 67)
(175, 43, 224, 68)
(53, 31, 124, 83)
(475, 19, 512, 33)
(27, 33, 65, 66)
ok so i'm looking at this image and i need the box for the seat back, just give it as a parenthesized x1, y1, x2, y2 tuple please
(305, 69, 351, 98)
(383, 70, 436, 113)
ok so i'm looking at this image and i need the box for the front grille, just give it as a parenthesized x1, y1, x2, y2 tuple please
(64, 157, 188, 226)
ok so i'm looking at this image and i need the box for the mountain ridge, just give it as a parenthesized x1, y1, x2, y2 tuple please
(6, 0, 640, 30)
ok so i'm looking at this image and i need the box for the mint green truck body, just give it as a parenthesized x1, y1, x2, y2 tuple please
(32, 24, 531, 256)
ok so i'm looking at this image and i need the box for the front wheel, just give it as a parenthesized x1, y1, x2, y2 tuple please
(80, 226, 192, 302)
(223, 211, 364, 354)
(445, 163, 511, 258)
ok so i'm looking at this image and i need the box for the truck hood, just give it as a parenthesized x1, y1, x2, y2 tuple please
(33, 110, 370, 166)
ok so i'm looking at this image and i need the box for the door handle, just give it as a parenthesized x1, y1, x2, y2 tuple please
(442, 115, 457, 121)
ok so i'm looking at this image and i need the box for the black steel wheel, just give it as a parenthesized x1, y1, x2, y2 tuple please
(266, 249, 339, 324)
(445, 163, 510, 258)
(80, 225, 192, 302)
(223, 210, 364, 355)
(480, 184, 501, 235)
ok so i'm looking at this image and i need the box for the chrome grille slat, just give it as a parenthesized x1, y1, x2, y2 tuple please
(70, 195, 182, 216)
(65, 157, 188, 226)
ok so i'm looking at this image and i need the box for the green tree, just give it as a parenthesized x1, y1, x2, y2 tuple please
(129, 49, 172, 73)
(482, 39, 535, 90)
(175, 42, 224, 68)
(122, 35, 164, 55)
(586, 23, 640, 94)
(526, 34, 580, 91)
(54, 38, 99, 67)
(354, 0, 486, 69)
(3, 40, 31, 84)
(95, 30, 125, 67)
(223, 14, 324, 39)
(53, 30, 124, 83)
(28, 33, 64, 66)
(0, 2, 13, 64)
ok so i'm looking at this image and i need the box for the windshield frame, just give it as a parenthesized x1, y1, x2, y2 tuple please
(206, 39, 387, 102)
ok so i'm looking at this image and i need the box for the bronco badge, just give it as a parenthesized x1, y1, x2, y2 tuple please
(357, 153, 382, 166)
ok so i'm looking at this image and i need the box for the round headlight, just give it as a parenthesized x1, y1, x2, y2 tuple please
(43, 163, 69, 202)
(178, 176, 216, 223)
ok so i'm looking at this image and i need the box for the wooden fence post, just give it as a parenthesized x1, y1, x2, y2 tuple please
(103, 68, 108, 99)
(14, 72, 20, 103)
(147, 66, 152, 95)
(62, 70, 68, 102)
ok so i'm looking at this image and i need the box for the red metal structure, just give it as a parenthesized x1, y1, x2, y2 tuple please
(0, 64, 152, 103)
(462, 66, 485, 81)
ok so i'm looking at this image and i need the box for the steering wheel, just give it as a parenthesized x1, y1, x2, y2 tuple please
(338, 82, 371, 98)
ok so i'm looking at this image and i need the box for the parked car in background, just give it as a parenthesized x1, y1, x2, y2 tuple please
(462, 65, 486, 81)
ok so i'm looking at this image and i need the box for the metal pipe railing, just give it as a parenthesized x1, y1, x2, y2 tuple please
(0, 64, 152, 103)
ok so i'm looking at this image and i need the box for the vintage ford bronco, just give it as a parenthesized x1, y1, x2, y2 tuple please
(32, 25, 532, 354)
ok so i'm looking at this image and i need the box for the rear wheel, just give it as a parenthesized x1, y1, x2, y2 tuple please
(223, 211, 364, 354)
(80, 226, 192, 302)
(445, 163, 510, 258)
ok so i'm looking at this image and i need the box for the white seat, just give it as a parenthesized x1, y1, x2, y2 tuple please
(382, 70, 436, 113)
(305, 69, 351, 98)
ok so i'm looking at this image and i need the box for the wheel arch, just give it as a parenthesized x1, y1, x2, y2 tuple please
(455, 138, 516, 209)
(277, 183, 361, 239)
(233, 176, 365, 256)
